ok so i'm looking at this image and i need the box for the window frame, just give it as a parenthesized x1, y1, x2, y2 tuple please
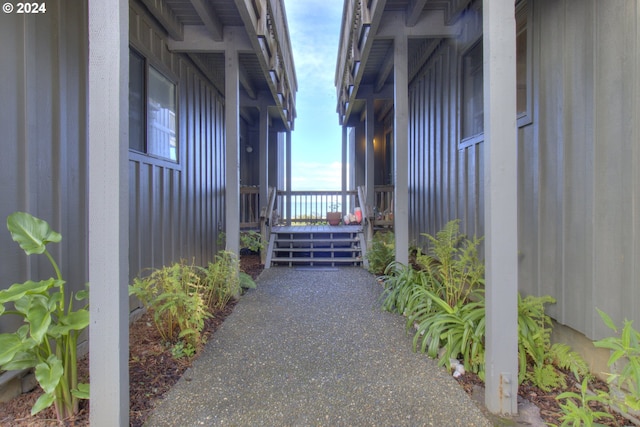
(458, 0, 533, 149)
(128, 47, 180, 167)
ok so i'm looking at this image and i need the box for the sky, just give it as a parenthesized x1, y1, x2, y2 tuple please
(282, 0, 344, 191)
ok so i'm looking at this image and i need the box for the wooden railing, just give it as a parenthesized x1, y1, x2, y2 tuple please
(373, 185, 394, 227)
(240, 186, 260, 229)
(276, 190, 360, 225)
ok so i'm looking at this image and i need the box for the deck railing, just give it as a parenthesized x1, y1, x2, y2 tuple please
(276, 190, 360, 225)
(240, 186, 260, 229)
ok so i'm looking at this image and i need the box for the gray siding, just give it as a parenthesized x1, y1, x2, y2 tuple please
(128, 3, 226, 287)
(0, 2, 88, 333)
(408, 0, 640, 339)
(0, 0, 228, 330)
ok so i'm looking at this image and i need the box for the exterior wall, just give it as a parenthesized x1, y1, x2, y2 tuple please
(128, 2, 226, 290)
(408, 4, 483, 251)
(0, 0, 228, 331)
(0, 2, 89, 333)
(408, 0, 640, 339)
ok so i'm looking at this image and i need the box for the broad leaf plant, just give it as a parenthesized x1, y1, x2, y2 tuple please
(0, 212, 89, 420)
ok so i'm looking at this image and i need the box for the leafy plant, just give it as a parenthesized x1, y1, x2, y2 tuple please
(366, 231, 395, 275)
(129, 260, 210, 347)
(557, 377, 614, 427)
(171, 340, 196, 359)
(0, 212, 90, 419)
(416, 219, 484, 307)
(594, 308, 640, 412)
(240, 231, 264, 253)
(199, 251, 243, 310)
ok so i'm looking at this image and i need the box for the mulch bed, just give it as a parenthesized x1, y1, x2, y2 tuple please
(1, 254, 637, 426)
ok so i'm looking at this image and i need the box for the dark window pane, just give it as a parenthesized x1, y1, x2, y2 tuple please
(129, 50, 145, 152)
(462, 40, 483, 140)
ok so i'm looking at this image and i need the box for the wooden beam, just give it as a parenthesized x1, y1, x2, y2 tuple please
(88, 0, 129, 424)
(139, 0, 183, 41)
(406, 0, 428, 27)
(168, 25, 252, 52)
(483, 0, 519, 415)
(377, 10, 460, 38)
(374, 46, 394, 93)
(189, 0, 224, 41)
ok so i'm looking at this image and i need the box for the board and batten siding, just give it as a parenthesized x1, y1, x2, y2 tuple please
(408, 0, 640, 340)
(128, 2, 226, 291)
(0, 2, 88, 333)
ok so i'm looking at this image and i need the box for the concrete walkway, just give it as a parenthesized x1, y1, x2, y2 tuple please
(146, 267, 492, 426)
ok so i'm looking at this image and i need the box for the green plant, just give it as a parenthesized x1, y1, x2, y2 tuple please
(199, 251, 243, 310)
(240, 231, 264, 253)
(129, 260, 210, 347)
(171, 340, 196, 359)
(367, 231, 395, 275)
(557, 377, 614, 427)
(0, 212, 90, 419)
(416, 219, 484, 307)
(594, 308, 640, 412)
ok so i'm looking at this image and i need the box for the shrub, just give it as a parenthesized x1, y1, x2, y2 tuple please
(366, 231, 395, 275)
(129, 260, 210, 348)
(240, 231, 264, 253)
(594, 308, 640, 413)
(0, 212, 89, 419)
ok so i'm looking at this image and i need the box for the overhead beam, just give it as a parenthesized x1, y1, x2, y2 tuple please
(377, 10, 460, 38)
(239, 65, 257, 99)
(189, 0, 224, 41)
(406, 0, 428, 27)
(374, 46, 394, 93)
(139, 0, 184, 41)
(168, 25, 252, 52)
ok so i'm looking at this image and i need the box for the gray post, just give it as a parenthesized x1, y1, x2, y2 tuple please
(259, 97, 270, 213)
(365, 96, 375, 216)
(393, 33, 409, 266)
(88, 0, 129, 424)
(225, 29, 240, 256)
(286, 130, 292, 225)
(342, 125, 348, 215)
(483, 0, 519, 415)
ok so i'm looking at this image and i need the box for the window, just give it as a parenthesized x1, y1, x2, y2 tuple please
(516, 0, 532, 126)
(459, 0, 532, 147)
(129, 49, 178, 162)
(461, 40, 484, 146)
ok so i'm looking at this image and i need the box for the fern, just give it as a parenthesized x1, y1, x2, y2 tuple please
(550, 343, 591, 382)
(526, 363, 566, 392)
(367, 231, 395, 275)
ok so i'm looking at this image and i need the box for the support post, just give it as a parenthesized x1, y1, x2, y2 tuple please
(88, 0, 129, 424)
(286, 130, 292, 225)
(483, 0, 519, 415)
(259, 97, 270, 216)
(393, 33, 409, 266)
(342, 125, 348, 215)
(365, 96, 375, 215)
(225, 29, 240, 256)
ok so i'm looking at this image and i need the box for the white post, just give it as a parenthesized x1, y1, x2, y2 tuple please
(394, 33, 409, 266)
(483, 0, 519, 415)
(225, 29, 240, 256)
(88, 0, 129, 425)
